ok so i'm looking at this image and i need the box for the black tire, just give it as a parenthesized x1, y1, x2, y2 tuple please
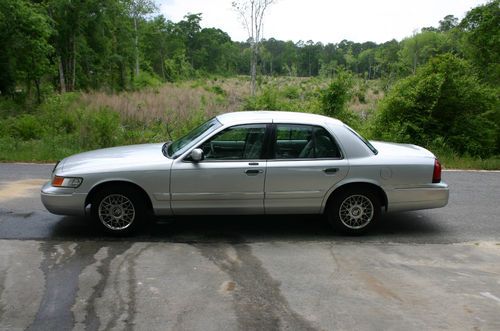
(90, 186, 146, 236)
(327, 187, 380, 235)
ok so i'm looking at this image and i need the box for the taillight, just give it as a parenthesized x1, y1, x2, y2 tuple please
(432, 159, 442, 183)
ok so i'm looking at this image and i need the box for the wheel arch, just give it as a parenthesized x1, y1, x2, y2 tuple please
(322, 181, 388, 213)
(85, 180, 154, 214)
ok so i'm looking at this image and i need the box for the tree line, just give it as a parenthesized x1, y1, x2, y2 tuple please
(0, 0, 498, 102)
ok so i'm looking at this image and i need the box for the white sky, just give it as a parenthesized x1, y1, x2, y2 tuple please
(158, 0, 488, 44)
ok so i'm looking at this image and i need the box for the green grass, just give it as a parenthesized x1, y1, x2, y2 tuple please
(436, 150, 500, 170)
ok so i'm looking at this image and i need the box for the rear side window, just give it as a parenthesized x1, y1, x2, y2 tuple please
(274, 124, 341, 159)
(344, 125, 378, 155)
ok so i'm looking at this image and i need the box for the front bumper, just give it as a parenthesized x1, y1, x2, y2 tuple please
(40, 182, 87, 216)
(386, 182, 449, 212)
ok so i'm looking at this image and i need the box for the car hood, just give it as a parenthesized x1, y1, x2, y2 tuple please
(370, 141, 435, 158)
(58, 143, 171, 175)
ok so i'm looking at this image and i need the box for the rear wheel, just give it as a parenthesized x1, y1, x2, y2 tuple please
(91, 186, 145, 235)
(327, 188, 380, 235)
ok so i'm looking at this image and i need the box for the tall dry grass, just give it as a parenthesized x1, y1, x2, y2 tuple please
(77, 78, 251, 126)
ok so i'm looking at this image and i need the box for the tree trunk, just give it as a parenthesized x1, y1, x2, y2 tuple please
(160, 51, 166, 81)
(134, 16, 140, 78)
(71, 37, 76, 90)
(58, 56, 66, 93)
(250, 44, 257, 96)
(34, 78, 41, 104)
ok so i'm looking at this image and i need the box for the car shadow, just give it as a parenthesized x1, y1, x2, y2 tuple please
(38, 210, 449, 243)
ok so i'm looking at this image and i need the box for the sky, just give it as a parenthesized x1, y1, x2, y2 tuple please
(158, 0, 489, 44)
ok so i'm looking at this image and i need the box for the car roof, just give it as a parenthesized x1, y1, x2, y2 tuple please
(216, 111, 344, 126)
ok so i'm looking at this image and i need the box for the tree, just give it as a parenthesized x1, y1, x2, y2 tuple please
(232, 0, 276, 95)
(459, 0, 500, 83)
(129, 0, 157, 77)
(0, 0, 53, 102)
(398, 31, 451, 75)
(439, 15, 458, 32)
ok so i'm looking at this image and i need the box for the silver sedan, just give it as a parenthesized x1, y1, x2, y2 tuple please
(41, 111, 449, 235)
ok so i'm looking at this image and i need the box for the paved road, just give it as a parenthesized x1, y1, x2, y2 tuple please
(0, 164, 499, 330)
(0, 163, 499, 244)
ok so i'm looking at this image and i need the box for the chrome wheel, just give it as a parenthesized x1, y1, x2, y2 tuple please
(339, 194, 374, 230)
(98, 194, 136, 231)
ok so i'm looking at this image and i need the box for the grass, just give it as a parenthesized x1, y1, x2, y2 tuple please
(0, 75, 497, 169)
(436, 150, 500, 170)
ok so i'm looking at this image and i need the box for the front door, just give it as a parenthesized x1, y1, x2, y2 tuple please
(170, 124, 267, 215)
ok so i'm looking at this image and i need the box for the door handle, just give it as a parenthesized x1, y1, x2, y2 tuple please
(323, 168, 339, 175)
(245, 169, 263, 175)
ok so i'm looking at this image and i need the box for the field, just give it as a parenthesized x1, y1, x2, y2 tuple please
(0, 76, 498, 170)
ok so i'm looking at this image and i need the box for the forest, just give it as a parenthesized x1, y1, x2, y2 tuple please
(0, 0, 498, 168)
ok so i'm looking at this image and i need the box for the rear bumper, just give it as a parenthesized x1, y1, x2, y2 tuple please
(386, 182, 449, 212)
(40, 182, 87, 216)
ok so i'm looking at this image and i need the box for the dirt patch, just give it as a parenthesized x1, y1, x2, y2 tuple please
(0, 179, 46, 202)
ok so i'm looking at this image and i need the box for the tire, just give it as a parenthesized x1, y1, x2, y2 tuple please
(327, 188, 380, 235)
(90, 186, 145, 236)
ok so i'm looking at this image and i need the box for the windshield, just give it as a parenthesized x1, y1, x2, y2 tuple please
(167, 118, 221, 158)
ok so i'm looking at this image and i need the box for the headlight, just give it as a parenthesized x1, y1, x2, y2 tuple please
(52, 176, 83, 188)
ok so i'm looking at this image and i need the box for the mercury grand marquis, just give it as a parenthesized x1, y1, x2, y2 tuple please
(41, 111, 449, 235)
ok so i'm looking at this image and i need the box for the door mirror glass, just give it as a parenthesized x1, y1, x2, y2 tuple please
(190, 148, 204, 162)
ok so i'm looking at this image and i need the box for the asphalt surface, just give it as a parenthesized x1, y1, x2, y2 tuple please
(0, 163, 499, 330)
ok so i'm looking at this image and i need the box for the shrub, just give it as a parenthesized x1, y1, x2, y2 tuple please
(9, 114, 44, 140)
(320, 69, 361, 128)
(132, 72, 162, 90)
(373, 54, 498, 157)
(320, 69, 354, 117)
(78, 108, 122, 149)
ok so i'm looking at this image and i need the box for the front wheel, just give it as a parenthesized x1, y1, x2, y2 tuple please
(327, 188, 380, 235)
(91, 186, 145, 235)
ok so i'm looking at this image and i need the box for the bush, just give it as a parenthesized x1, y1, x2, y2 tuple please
(320, 69, 353, 117)
(78, 108, 122, 149)
(372, 54, 498, 157)
(320, 69, 361, 128)
(9, 114, 44, 140)
(132, 72, 162, 90)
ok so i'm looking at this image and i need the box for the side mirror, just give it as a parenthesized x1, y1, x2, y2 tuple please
(190, 148, 204, 162)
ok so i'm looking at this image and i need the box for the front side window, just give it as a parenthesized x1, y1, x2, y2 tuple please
(199, 124, 266, 160)
(274, 124, 341, 159)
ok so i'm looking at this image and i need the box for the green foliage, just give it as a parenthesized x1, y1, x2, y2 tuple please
(7, 114, 44, 140)
(244, 88, 282, 110)
(320, 70, 361, 128)
(321, 69, 353, 116)
(164, 52, 196, 82)
(0, 0, 53, 102)
(373, 54, 498, 157)
(459, 0, 500, 84)
(132, 72, 162, 89)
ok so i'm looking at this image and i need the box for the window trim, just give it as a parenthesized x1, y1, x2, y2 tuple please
(269, 123, 344, 160)
(183, 123, 270, 162)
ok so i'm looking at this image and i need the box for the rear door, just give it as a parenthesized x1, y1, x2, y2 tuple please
(265, 123, 349, 214)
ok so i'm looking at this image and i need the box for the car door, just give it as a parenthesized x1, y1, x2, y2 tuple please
(265, 123, 349, 214)
(170, 124, 268, 215)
